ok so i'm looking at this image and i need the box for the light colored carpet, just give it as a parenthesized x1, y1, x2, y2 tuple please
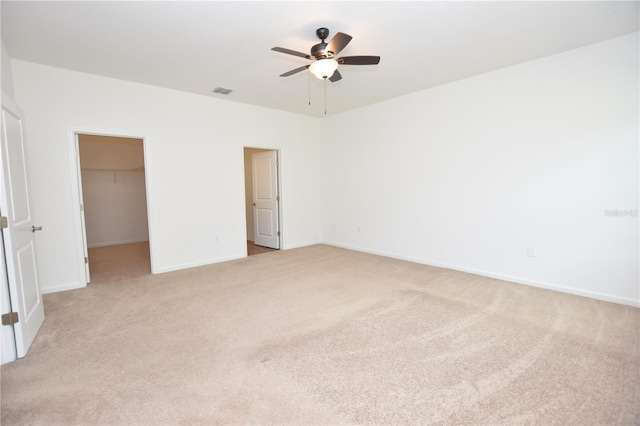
(1, 244, 638, 425)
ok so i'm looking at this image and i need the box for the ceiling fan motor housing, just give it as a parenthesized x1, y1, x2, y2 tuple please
(311, 42, 330, 58)
(316, 27, 330, 40)
(312, 27, 332, 58)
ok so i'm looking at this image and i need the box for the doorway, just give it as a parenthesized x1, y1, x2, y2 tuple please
(76, 134, 151, 281)
(243, 147, 280, 255)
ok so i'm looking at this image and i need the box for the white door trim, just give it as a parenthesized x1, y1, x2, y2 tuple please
(252, 150, 280, 249)
(71, 133, 90, 283)
(67, 128, 157, 277)
(244, 147, 282, 251)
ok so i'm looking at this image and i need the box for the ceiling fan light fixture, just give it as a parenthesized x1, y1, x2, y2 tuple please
(309, 59, 338, 80)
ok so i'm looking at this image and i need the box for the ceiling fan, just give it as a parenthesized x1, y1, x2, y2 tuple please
(272, 27, 381, 82)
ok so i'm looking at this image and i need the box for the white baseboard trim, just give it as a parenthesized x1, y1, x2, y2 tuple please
(154, 254, 247, 274)
(323, 241, 640, 308)
(283, 240, 322, 250)
(88, 239, 149, 248)
(155, 241, 322, 274)
(41, 281, 87, 295)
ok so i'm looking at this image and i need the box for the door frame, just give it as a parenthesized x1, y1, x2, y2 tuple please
(67, 128, 156, 281)
(243, 147, 282, 252)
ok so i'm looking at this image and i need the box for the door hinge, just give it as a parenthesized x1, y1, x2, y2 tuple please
(85, 256, 88, 264)
(276, 196, 279, 202)
(1, 312, 19, 326)
(0, 216, 7, 229)
(277, 231, 280, 237)
(80, 204, 84, 212)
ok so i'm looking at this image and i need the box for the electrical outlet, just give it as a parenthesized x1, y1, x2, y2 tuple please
(527, 246, 537, 258)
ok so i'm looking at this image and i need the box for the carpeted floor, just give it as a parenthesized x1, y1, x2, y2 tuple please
(1, 244, 638, 425)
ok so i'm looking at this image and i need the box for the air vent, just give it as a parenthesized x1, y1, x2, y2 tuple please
(212, 87, 234, 95)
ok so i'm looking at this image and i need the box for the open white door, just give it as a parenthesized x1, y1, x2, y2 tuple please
(252, 151, 280, 249)
(1, 95, 45, 358)
(73, 134, 90, 283)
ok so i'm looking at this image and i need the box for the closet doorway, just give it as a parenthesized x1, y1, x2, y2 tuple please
(243, 147, 280, 256)
(77, 134, 151, 282)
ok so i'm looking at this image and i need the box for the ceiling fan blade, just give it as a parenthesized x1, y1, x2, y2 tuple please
(337, 56, 381, 65)
(279, 65, 310, 77)
(329, 69, 342, 83)
(326, 32, 352, 57)
(271, 47, 312, 60)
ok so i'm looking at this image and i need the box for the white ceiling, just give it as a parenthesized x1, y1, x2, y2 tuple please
(2, 1, 638, 118)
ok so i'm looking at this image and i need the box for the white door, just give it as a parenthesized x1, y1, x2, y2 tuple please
(0, 95, 45, 358)
(252, 151, 280, 249)
(73, 134, 90, 283)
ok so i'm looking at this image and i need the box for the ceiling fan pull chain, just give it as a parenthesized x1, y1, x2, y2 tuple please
(324, 77, 327, 115)
(308, 70, 311, 106)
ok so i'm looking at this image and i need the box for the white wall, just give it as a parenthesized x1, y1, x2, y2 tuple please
(79, 135, 149, 247)
(81, 170, 149, 247)
(12, 61, 323, 293)
(322, 33, 639, 306)
(1, 43, 15, 100)
(8, 33, 639, 306)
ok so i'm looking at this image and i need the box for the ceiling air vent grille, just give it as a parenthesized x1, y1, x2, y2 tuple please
(212, 87, 234, 95)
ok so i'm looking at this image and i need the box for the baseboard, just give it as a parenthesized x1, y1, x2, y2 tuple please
(154, 254, 247, 274)
(41, 281, 87, 295)
(283, 240, 322, 250)
(322, 242, 640, 308)
(88, 239, 149, 248)
(154, 241, 322, 273)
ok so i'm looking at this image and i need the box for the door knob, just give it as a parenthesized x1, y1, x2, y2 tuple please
(31, 225, 43, 233)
